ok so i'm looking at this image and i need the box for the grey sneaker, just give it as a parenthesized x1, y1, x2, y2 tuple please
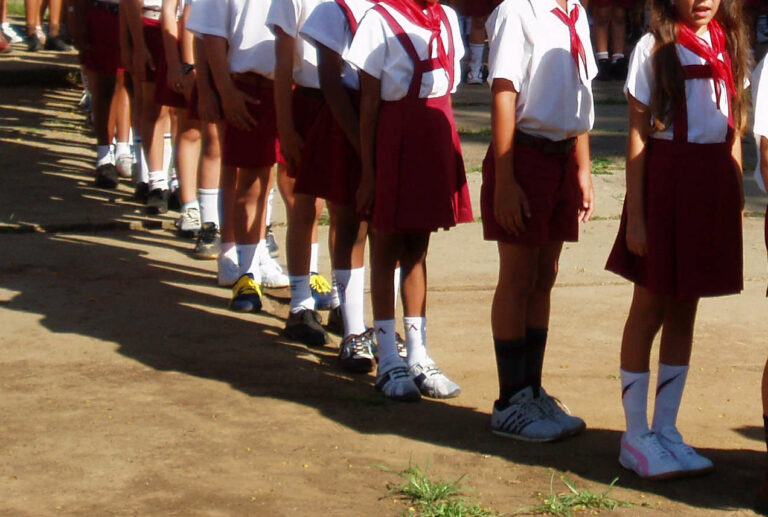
(536, 388, 586, 438)
(408, 361, 461, 399)
(193, 222, 221, 260)
(266, 225, 279, 258)
(176, 206, 201, 237)
(375, 363, 421, 402)
(491, 386, 563, 442)
(655, 426, 713, 475)
(338, 330, 376, 373)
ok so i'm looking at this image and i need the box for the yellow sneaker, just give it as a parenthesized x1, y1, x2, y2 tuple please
(309, 272, 333, 310)
(229, 274, 262, 313)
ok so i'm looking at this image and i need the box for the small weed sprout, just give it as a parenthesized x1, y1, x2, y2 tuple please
(516, 474, 634, 517)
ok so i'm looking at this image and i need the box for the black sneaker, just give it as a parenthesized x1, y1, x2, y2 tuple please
(266, 225, 279, 258)
(44, 35, 70, 51)
(325, 306, 343, 335)
(283, 308, 328, 347)
(611, 57, 628, 81)
(168, 188, 181, 211)
(338, 330, 377, 373)
(134, 182, 149, 204)
(596, 58, 612, 81)
(94, 163, 119, 189)
(27, 33, 41, 52)
(146, 188, 169, 214)
(193, 222, 221, 260)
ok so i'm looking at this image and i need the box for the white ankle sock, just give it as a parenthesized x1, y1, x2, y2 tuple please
(334, 267, 366, 337)
(310, 242, 319, 274)
(148, 170, 168, 191)
(221, 241, 237, 261)
(257, 239, 271, 263)
(198, 188, 220, 225)
(237, 243, 260, 280)
(289, 274, 315, 313)
(115, 141, 131, 158)
(611, 53, 625, 62)
(596, 51, 609, 60)
(651, 363, 689, 431)
(375, 319, 399, 373)
(162, 133, 173, 174)
(469, 43, 484, 73)
(394, 266, 401, 302)
(404, 316, 428, 367)
(96, 145, 112, 167)
(621, 369, 650, 438)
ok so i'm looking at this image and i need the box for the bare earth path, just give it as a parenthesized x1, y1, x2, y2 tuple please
(1, 50, 768, 516)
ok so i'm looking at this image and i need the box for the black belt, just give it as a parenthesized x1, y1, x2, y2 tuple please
(515, 131, 576, 155)
(91, 0, 119, 14)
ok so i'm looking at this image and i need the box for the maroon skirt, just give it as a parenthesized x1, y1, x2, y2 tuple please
(371, 95, 473, 233)
(605, 138, 743, 299)
(222, 76, 278, 170)
(295, 89, 361, 207)
(279, 87, 326, 175)
(80, 5, 121, 75)
(153, 24, 187, 108)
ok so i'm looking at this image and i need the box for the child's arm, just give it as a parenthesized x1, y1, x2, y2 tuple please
(575, 133, 594, 222)
(274, 27, 303, 168)
(732, 134, 744, 211)
(204, 34, 256, 130)
(119, 2, 133, 71)
(179, 4, 196, 100)
(625, 94, 651, 256)
(161, 0, 190, 97)
(490, 78, 529, 236)
(356, 71, 381, 217)
(318, 44, 361, 156)
(194, 36, 220, 121)
(121, 0, 154, 81)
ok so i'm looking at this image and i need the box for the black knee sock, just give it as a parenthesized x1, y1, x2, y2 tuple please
(525, 328, 548, 397)
(494, 337, 527, 407)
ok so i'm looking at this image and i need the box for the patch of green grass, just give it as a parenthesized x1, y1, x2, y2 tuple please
(7, 0, 24, 16)
(379, 458, 504, 517)
(458, 127, 493, 137)
(591, 156, 621, 175)
(516, 474, 635, 517)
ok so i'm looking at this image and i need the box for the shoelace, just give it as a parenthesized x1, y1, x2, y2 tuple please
(235, 277, 261, 297)
(642, 433, 674, 459)
(345, 335, 373, 357)
(309, 273, 332, 294)
(538, 393, 572, 417)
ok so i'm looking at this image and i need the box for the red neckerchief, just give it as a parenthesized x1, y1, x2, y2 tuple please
(550, 4, 587, 82)
(378, 0, 450, 72)
(676, 20, 735, 109)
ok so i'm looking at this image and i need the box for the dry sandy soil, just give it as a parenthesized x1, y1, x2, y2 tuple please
(1, 49, 768, 516)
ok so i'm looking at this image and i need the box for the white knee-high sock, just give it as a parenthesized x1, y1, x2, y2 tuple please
(651, 363, 689, 431)
(289, 274, 315, 313)
(394, 266, 401, 303)
(237, 243, 260, 280)
(375, 319, 399, 373)
(404, 316, 428, 367)
(334, 267, 366, 337)
(162, 132, 173, 175)
(621, 369, 650, 438)
(198, 188, 220, 225)
(310, 242, 319, 274)
(266, 187, 275, 227)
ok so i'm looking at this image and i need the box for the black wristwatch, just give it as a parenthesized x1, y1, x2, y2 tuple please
(181, 63, 195, 75)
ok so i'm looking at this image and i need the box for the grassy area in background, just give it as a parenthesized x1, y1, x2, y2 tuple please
(7, 0, 25, 17)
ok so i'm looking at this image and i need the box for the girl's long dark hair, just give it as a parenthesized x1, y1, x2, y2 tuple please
(648, 0, 749, 134)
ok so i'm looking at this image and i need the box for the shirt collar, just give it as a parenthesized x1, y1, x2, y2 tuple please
(530, 0, 580, 18)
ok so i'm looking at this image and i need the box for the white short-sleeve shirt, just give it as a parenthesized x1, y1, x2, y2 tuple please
(186, 0, 275, 77)
(267, 0, 329, 89)
(345, 3, 465, 101)
(752, 56, 768, 192)
(625, 32, 731, 144)
(486, 0, 596, 141)
(300, 0, 375, 90)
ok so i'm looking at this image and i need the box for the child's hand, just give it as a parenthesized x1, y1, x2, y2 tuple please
(626, 218, 647, 256)
(222, 89, 259, 131)
(132, 45, 154, 82)
(279, 129, 304, 169)
(356, 170, 376, 218)
(494, 180, 530, 236)
(577, 168, 594, 222)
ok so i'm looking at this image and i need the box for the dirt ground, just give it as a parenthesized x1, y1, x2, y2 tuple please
(2, 50, 768, 516)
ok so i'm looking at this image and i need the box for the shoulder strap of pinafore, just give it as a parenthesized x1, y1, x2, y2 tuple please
(336, 0, 359, 35)
(372, 3, 455, 99)
(674, 64, 734, 144)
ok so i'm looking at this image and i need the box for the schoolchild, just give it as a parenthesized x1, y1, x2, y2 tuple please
(188, 0, 288, 310)
(590, 0, 630, 80)
(348, 0, 472, 401)
(605, 0, 747, 479)
(268, 0, 337, 347)
(300, 0, 380, 372)
(481, 0, 596, 440)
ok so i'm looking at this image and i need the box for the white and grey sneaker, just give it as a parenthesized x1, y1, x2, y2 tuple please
(115, 153, 133, 179)
(260, 256, 290, 288)
(536, 388, 586, 438)
(655, 426, 713, 476)
(491, 386, 563, 442)
(176, 206, 201, 237)
(376, 364, 421, 402)
(217, 253, 240, 287)
(1, 22, 23, 43)
(466, 69, 483, 85)
(338, 330, 376, 373)
(409, 361, 461, 399)
(619, 431, 685, 480)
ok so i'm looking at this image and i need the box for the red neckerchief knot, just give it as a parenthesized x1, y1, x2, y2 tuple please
(676, 20, 735, 110)
(551, 5, 587, 83)
(380, 0, 450, 72)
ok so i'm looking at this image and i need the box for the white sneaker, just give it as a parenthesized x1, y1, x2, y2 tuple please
(217, 253, 240, 287)
(375, 363, 421, 402)
(409, 361, 461, 399)
(655, 426, 713, 475)
(176, 206, 201, 237)
(1, 22, 23, 43)
(491, 386, 563, 442)
(619, 431, 685, 480)
(466, 69, 483, 85)
(260, 256, 290, 288)
(536, 388, 586, 437)
(115, 153, 133, 179)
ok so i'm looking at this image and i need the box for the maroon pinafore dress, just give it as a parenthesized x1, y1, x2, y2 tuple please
(295, 0, 363, 207)
(369, 4, 473, 233)
(605, 64, 743, 299)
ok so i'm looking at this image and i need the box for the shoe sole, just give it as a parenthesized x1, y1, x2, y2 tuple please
(419, 387, 462, 399)
(262, 281, 290, 289)
(491, 429, 564, 443)
(618, 456, 686, 481)
(193, 250, 219, 260)
(376, 388, 421, 402)
(561, 422, 587, 438)
(282, 326, 328, 347)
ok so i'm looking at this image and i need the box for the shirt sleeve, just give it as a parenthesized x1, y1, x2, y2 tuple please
(301, 2, 348, 57)
(267, 0, 300, 38)
(485, 1, 526, 90)
(186, 0, 228, 39)
(754, 57, 768, 137)
(624, 33, 654, 106)
(346, 9, 388, 80)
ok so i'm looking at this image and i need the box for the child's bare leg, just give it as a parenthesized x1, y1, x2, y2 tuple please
(219, 165, 237, 245)
(287, 193, 317, 279)
(610, 7, 627, 57)
(758, 358, 768, 512)
(399, 232, 429, 319)
(196, 121, 221, 231)
(87, 69, 119, 187)
(175, 109, 202, 206)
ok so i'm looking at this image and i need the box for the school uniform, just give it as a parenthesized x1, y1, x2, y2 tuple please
(153, 0, 190, 108)
(346, 0, 473, 232)
(753, 55, 768, 296)
(140, 0, 166, 83)
(297, 0, 375, 207)
(605, 28, 743, 299)
(480, 0, 597, 246)
(188, 0, 278, 169)
(80, 0, 121, 75)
